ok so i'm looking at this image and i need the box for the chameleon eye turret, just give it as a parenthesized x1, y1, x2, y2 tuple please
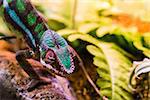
(44, 49, 56, 64)
(39, 30, 76, 76)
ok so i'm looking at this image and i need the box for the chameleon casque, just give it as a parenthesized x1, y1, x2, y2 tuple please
(0, 0, 77, 90)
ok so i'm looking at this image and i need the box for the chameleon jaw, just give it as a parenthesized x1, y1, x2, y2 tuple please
(40, 58, 64, 76)
(40, 56, 75, 76)
(59, 57, 75, 74)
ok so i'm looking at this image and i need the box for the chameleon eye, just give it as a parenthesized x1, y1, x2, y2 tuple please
(46, 49, 55, 57)
(48, 56, 55, 61)
(44, 49, 56, 64)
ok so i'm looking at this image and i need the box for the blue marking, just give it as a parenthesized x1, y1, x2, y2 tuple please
(3, 0, 36, 47)
(40, 30, 68, 49)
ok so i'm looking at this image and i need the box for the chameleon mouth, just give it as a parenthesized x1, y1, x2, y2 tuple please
(40, 58, 64, 76)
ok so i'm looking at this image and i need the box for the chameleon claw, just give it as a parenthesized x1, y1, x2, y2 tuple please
(27, 79, 41, 91)
(39, 76, 52, 84)
(27, 77, 51, 91)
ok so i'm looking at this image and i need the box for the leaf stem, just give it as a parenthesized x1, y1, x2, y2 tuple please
(72, 0, 77, 29)
(75, 51, 102, 97)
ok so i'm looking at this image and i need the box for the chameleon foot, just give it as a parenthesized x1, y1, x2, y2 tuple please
(27, 77, 51, 91)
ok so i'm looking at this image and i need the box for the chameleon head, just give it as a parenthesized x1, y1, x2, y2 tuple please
(40, 30, 76, 76)
(40, 46, 76, 76)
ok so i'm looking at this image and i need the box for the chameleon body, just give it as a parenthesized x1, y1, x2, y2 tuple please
(0, 0, 76, 89)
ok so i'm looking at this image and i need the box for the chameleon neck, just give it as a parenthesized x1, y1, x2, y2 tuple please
(2, 0, 48, 51)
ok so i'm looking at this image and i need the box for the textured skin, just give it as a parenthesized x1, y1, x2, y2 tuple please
(1, 0, 75, 75)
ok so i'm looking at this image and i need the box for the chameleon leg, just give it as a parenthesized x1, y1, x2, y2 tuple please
(16, 50, 51, 91)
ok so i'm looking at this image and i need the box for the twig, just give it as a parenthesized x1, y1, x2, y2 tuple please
(75, 51, 102, 97)
(0, 36, 16, 40)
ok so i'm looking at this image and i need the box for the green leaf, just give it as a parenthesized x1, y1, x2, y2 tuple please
(134, 37, 150, 58)
(96, 25, 118, 37)
(47, 19, 66, 31)
(57, 29, 77, 37)
(0, 32, 5, 36)
(86, 45, 104, 59)
(78, 23, 99, 34)
(68, 33, 133, 99)
(141, 32, 150, 49)
(96, 26, 145, 59)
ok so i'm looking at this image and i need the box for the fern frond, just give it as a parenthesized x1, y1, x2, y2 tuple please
(68, 33, 133, 99)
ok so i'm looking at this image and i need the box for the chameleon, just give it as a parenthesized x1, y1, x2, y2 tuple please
(0, 0, 77, 90)
(0, 0, 101, 95)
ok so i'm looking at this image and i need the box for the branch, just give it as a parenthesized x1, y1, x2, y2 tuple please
(0, 50, 76, 100)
